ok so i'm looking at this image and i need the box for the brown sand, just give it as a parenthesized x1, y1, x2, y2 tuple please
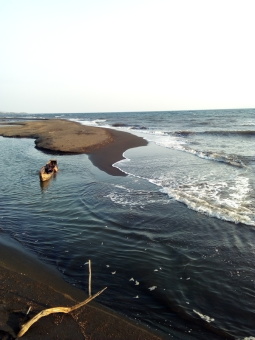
(0, 119, 148, 176)
(0, 119, 112, 153)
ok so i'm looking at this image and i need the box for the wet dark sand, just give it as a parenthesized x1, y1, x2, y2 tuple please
(0, 236, 163, 339)
(0, 119, 161, 339)
(89, 128, 148, 176)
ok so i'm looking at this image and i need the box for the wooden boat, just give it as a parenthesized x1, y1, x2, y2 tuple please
(39, 160, 58, 182)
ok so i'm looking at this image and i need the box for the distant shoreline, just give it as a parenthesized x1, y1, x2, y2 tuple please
(0, 118, 148, 176)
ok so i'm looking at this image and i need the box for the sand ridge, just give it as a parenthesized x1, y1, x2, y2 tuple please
(0, 119, 113, 154)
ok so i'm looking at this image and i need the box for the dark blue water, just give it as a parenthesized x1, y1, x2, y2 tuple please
(0, 109, 255, 339)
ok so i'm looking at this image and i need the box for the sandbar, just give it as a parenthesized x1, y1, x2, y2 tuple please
(0, 119, 148, 176)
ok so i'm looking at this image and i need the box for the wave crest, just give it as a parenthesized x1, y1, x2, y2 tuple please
(183, 148, 246, 168)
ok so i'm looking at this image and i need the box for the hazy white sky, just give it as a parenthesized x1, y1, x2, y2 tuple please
(0, 0, 254, 113)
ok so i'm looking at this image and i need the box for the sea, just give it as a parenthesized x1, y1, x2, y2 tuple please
(0, 109, 254, 339)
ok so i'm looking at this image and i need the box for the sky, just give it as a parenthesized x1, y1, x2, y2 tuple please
(0, 0, 255, 113)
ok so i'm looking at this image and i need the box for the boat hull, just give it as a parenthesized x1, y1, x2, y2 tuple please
(39, 160, 58, 182)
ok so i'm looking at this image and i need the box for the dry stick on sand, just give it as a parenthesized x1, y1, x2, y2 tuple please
(17, 287, 107, 338)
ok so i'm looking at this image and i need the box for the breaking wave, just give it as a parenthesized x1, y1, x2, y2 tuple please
(182, 148, 247, 168)
(156, 176, 255, 227)
(175, 130, 255, 137)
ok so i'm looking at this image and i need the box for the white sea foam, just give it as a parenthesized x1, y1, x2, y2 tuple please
(160, 179, 254, 226)
(146, 166, 254, 226)
(193, 309, 215, 323)
(143, 133, 187, 150)
(105, 184, 170, 208)
(241, 121, 255, 126)
(153, 130, 167, 136)
(105, 191, 134, 207)
(70, 118, 108, 127)
(116, 154, 254, 226)
(73, 116, 255, 226)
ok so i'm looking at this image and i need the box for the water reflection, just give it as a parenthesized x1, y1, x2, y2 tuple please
(39, 174, 57, 191)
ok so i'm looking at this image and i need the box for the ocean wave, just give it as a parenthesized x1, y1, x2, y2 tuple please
(71, 118, 148, 132)
(241, 120, 255, 126)
(117, 155, 254, 227)
(72, 117, 248, 168)
(158, 176, 255, 227)
(69, 118, 107, 127)
(153, 138, 246, 168)
(132, 129, 248, 168)
(94, 119, 107, 124)
(175, 130, 255, 137)
(205, 130, 255, 136)
(173, 131, 195, 137)
(112, 123, 147, 130)
(131, 125, 147, 130)
(112, 123, 130, 127)
(183, 148, 246, 168)
(168, 190, 254, 226)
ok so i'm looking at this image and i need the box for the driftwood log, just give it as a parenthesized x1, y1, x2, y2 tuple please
(17, 287, 107, 338)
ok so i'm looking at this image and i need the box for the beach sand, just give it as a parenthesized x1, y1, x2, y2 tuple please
(0, 119, 161, 339)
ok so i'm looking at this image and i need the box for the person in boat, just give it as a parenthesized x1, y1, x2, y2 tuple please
(45, 163, 53, 174)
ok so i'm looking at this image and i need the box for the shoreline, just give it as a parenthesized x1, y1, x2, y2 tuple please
(0, 234, 163, 339)
(89, 128, 148, 176)
(0, 118, 148, 176)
